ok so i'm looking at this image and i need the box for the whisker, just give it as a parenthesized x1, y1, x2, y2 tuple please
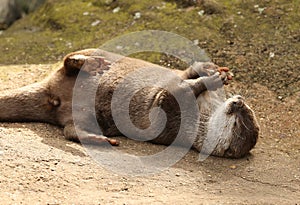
(240, 118, 250, 131)
(234, 116, 245, 140)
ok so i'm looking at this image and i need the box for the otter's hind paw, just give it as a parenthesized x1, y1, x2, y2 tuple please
(80, 135, 120, 146)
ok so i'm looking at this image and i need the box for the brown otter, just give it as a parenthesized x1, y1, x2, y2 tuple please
(0, 49, 259, 158)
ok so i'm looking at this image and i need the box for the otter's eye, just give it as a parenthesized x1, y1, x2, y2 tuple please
(48, 96, 61, 107)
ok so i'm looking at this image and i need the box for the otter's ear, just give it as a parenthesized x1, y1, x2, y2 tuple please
(63, 49, 111, 76)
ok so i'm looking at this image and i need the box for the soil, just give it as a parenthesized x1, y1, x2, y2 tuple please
(0, 0, 300, 204)
(0, 63, 299, 204)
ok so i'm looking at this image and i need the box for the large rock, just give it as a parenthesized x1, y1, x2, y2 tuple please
(0, 0, 21, 30)
(0, 0, 46, 30)
(15, 0, 46, 13)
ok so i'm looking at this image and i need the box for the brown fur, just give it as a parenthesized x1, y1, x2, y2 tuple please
(0, 49, 259, 157)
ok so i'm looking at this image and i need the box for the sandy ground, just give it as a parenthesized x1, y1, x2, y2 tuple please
(0, 64, 300, 204)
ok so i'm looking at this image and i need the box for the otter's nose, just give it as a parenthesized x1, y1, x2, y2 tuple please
(232, 95, 244, 108)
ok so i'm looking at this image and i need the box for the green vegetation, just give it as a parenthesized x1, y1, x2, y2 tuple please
(0, 0, 226, 64)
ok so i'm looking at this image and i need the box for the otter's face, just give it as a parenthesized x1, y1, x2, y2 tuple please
(206, 95, 259, 158)
(46, 68, 77, 126)
(223, 95, 259, 158)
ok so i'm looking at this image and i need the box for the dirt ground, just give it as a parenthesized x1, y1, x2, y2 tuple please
(0, 0, 299, 203)
(0, 64, 299, 204)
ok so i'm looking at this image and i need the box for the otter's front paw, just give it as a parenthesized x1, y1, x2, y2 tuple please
(218, 67, 233, 85)
(191, 62, 219, 77)
(186, 62, 233, 81)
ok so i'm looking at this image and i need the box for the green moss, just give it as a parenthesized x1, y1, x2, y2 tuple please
(0, 0, 227, 64)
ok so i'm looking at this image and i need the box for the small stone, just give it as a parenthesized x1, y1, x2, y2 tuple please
(134, 12, 141, 19)
(113, 7, 120, 13)
(258, 7, 266, 14)
(230, 165, 237, 169)
(193, 39, 199, 45)
(175, 173, 180, 177)
(198, 10, 205, 16)
(66, 42, 72, 48)
(91, 20, 101, 27)
(116, 45, 123, 50)
(83, 12, 89, 16)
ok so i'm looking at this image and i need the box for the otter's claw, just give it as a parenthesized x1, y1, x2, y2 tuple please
(80, 135, 119, 146)
(185, 62, 233, 82)
(218, 67, 233, 85)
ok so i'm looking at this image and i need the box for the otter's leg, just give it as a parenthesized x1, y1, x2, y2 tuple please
(63, 123, 119, 146)
(185, 71, 229, 97)
(63, 49, 111, 76)
(181, 62, 231, 80)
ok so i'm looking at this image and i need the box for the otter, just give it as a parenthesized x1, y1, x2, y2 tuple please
(0, 49, 259, 158)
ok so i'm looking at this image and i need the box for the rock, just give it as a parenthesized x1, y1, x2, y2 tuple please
(202, 0, 224, 14)
(172, 0, 224, 14)
(15, 0, 46, 13)
(0, 0, 21, 30)
(0, 0, 46, 30)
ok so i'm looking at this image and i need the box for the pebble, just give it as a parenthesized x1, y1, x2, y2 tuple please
(116, 45, 123, 50)
(258, 7, 266, 14)
(193, 39, 199, 45)
(198, 10, 205, 16)
(229, 165, 237, 169)
(113, 7, 120, 13)
(134, 12, 141, 19)
(91, 20, 101, 27)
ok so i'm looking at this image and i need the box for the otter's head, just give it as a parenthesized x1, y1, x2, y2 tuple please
(205, 95, 259, 158)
